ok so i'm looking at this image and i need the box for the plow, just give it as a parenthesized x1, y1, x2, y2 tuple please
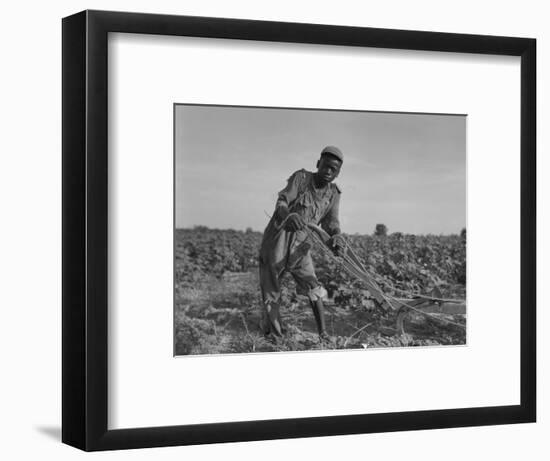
(303, 221, 466, 338)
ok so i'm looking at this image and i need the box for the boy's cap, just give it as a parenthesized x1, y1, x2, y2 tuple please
(321, 145, 344, 163)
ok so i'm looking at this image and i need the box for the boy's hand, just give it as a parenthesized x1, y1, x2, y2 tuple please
(275, 205, 289, 222)
(284, 214, 306, 232)
(329, 234, 346, 256)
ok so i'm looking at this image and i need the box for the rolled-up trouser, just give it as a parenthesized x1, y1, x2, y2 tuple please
(259, 240, 326, 336)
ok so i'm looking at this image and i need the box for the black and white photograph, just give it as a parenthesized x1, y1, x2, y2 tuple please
(0, 0, 543, 456)
(174, 104, 467, 355)
(0, 0, 539, 456)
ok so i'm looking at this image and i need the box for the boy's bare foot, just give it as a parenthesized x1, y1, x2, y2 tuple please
(319, 331, 331, 343)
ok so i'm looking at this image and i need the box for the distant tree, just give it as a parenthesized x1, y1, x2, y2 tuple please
(374, 223, 388, 237)
(245, 227, 254, 234)
(460, 227, 466, 239)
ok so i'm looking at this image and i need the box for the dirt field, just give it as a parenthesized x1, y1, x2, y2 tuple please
(174, 228, 466, 355)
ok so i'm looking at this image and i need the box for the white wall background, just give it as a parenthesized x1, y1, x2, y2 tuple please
(0, 0, 546, 459)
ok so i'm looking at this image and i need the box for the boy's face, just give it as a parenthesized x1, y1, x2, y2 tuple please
(316, 155, 342, 183)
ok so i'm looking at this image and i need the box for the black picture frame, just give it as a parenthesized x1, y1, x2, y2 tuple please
(62, 9, 536, 451)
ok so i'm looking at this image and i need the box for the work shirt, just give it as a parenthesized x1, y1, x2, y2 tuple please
(275, 168, 341, 236)
(259, 169, 342, 305)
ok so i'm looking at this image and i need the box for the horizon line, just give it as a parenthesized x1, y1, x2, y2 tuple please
(175, 225, 466, 237)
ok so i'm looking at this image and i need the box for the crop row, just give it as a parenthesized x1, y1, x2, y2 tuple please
(175, 226, 466, 301)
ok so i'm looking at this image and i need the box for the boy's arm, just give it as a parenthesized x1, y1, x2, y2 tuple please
(320, 190, 342, 236)
(321, 191, 346, 255)
(274, 170, 303, 221)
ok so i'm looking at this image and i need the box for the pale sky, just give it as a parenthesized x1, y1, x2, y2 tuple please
(175, 104, 466, 235)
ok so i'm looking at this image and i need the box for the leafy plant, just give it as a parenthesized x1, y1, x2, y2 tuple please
(174, 227, 466, 355)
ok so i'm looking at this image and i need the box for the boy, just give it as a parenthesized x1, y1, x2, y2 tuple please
(259, 146, 346, 340)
